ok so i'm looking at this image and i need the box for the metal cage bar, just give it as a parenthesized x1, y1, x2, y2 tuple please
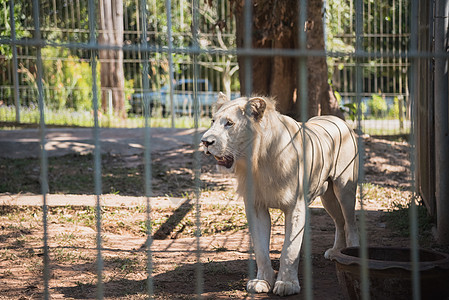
(354, 0, 369, 298)
(87, 0, 104, 298)
(165, 0, 175, 128)
(409, 0, 421, 299)
(32, 0, 50, 298)
(9, 0, 20, 123)
(139, 0, 154, 297)
(298, 0, 313, 299)
(242, 1, 256, 298)
(191, 0, 204, 297)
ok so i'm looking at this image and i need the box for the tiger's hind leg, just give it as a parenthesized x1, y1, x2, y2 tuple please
(332, 177, 360, 250)
(321, 180, 348, 259)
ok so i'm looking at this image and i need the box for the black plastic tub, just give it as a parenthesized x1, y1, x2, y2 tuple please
(332, 247, 449, 300)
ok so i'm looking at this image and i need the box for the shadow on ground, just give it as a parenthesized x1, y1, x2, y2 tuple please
(0, 145, 229, 197)
(55, 258, 336, 299)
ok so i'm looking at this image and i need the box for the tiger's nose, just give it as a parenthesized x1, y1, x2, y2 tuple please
(201, 139, 215, 147)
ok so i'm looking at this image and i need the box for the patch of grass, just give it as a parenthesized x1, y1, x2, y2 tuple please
(363, 127, 410, 136)
(211, 244, 229, 252)
(12, 237, 26, 248)
(204, 259, 230, 275)
(201, 205, 248, 236)
(361, 183, 411, 209)
(0, 153, 199, 197)
(53, 248, 79, 263)
(52, 247, 93, 263)
(0, 154, 131, 195)
(0, 204, 249, 240)
(0, 248, 18, 261)
(135, 204, 249, 238)
(1, 269, 13, 278)
(1, 202, 263, 243)
(0, 158, 42, 194)
(19, 247, 37, 259)
(54, 232, 79, 246)
(383, 201, 435, 239)
(49, 206, 97, 227)
(370, 134, 409, 143)
(105, 256, 143, 276)
(0, 106, 211, 129)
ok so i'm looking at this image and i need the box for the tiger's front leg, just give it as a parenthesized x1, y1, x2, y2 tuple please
(245, 205, 276, 293)
(273, 202, 306, 296)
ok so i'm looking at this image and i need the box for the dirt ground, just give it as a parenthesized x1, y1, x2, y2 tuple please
(0, 135, 444, 299)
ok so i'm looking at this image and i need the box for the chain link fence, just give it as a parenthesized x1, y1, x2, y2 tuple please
(1, 0, 448, 299)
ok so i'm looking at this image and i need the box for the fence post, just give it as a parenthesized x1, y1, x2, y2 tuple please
(398, 95, 404, 131)
(31, 0, 50, 298)
(108, 89, 113, 117)
(9, 0, 20, 123)
(139, 0, 154, 296)
(165, 0, 175, 128)
(434, 0, 449, 244)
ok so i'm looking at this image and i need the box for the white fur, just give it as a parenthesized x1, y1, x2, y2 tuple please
(201, 95, 360, 296)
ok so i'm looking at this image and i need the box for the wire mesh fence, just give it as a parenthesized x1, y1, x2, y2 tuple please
(0, 0, 448, 299)
(1, 0, 411, 134)
(1, 0, 241, 128)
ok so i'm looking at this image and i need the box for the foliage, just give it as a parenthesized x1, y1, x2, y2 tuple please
(388, 96, 406, 120)
(388, 97, 400, 119)
(368, 94, 388, 118)
(325, 0, 355, 81)
(18, 48, 96, 110)
(17, 47, 135, 112)
(0, 0, 31, 58)
(125, 0, 238, 92)
(342, 101, 367, 121)
(327, 0, 410, 112)
(343, 103, 357, 121)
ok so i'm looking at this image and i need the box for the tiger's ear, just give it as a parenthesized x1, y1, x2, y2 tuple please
(245, 97, 266, 122)
(212, 92, 229, 113)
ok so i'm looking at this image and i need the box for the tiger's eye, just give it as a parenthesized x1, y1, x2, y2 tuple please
(225, 120, 234, 127)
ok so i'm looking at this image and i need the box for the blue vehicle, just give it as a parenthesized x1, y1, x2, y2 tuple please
(130, 79, 240, 117)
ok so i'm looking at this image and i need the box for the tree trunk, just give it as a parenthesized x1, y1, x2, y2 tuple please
(98, 0, 126, 118)
(233, 0, 343, 120)
(306, 0, 343, 119)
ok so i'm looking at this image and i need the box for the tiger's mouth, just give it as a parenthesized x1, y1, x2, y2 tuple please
(213, 155, 234, 169)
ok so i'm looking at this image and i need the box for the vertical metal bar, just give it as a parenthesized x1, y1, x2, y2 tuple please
(32, 0, 49, 298)
(165, 0, 175, 128)
(76, 0, 81, 32)
(52, 0, 57, 28)
(373, 1, 378, 95)
(140, 0, 154, 297)
(298, 0, 312, 299)
(63, 0, 69, 38)
(392, 0, 397, 106)
(87, 0, 104, 298)
(379, 0, 384, 97)
(191, 0, 204, 296)
(70, 0, 75, 31)
(409, 0, 421, 299)
(242, 0, 256, 296)
(134, 4, 141, 122)
(399, 0, 402, 97)
(355, 0, 369, 298)
(9, 0, 20, 123)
